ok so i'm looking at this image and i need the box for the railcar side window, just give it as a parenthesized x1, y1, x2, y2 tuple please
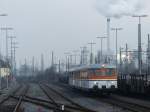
(89, 69, 95, 75)
(81, 71, 88, 78)
(94, 69, 106, 76)
(95, 68, 115, 76)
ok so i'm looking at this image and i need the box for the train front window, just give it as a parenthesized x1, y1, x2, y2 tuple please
(107, 69, 116, 75)
(95, 69, 106, 76)
(95, 69, 100, 75)
(94, 68, 116, 76)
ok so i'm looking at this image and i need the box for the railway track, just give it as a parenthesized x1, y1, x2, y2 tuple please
(39, 83, 97, 112)
(8, 83, 95, 112)
(13, 84, 29, 112)
(0, 84, 29, 112)
(0, 84, 22, 105)
(99, 96, 150, 112)
(52, 82, 150, 112)
(1, 83, 148, 112)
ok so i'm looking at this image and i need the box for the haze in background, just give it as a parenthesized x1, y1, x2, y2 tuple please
(0, 0, 149, 69)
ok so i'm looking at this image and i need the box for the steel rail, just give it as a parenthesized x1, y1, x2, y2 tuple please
(13, 84, 30, 112)
(24, 95, 87, 111)
(50, 82, 150, 112)
(39, 84, 61, 111)
(8, 84, 85, 112)
(40, 83, 97, 112)
(11, 95, 72, 112)
(25, 95, 77, 109)
(0, 84, 22, 105)
(98, 96, 150, 112)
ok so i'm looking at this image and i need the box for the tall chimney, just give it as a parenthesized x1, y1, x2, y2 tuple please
(107, 18, 110, 52)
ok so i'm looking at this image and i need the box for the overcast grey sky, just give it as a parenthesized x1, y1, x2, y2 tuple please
(0, 0, 150, 68)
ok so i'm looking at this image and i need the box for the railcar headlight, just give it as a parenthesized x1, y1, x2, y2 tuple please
(94, 82, 98, 85)
(111, 81, 115, 84)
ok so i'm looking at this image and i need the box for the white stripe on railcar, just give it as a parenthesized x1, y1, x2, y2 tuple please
(69, 79, 117, 89)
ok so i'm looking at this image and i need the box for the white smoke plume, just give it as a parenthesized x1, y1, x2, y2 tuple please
(96, 0, 146, 18)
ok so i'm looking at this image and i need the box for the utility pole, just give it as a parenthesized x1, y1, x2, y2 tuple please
(83, 47, 88, 65)
(24, 58, 27, 75)
(119, 47, 123, 73)
(107, 18, 111, 52)
(147, 34, 150, 81)
(88, 42, 96, 64)
(1, 28, 13, 61)
(51, 51, 54, 67)
(132, 15, 148, 75)
(1, 27, 13, 89)
(0, 14, 7, 89)
(80, 47, 84, 65)
(65, 55, 68, 72)
(125, 43, 128, 74)
(80, 47, 88, 65)
(8, 36, 16, 88)
(64, 52, 70, 72)
(67, 56, 70, 72)
(111, 27, 123, 72)
(59, 60, 61, 73)
(96, 36, 107, 63)
(8, 36, 16, 75)
(32, 56, 35, 76)
(12, 42, 18, 76)
(41, 54, 44, 72)
(69, 54, 73, 67)
(73, 50, 79, 65)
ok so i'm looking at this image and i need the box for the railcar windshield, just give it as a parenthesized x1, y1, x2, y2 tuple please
(107, 68, 116, 75)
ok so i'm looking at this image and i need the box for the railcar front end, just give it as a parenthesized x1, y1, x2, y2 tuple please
(69, 64, 117, 94)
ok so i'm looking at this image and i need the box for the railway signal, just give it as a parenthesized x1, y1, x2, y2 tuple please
(88, 42, 96, 64)
(96, 36, 107, 63)
(0, 27, 13, 89)
(0, 14, 8, 89)
(111, 27, 123, 72)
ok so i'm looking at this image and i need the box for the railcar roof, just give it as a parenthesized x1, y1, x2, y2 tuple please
(69, 64, 116, 72)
